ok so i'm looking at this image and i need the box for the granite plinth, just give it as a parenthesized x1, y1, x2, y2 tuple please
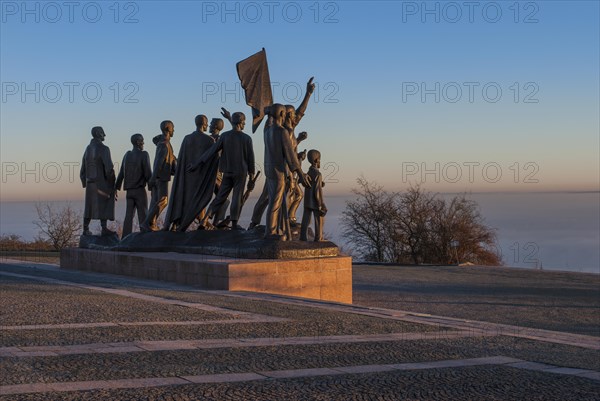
(80, 227, 339, 259)
(60, 248, 352, 304)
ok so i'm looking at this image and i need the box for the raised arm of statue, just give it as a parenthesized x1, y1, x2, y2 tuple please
(282, 129, 309, 189)
(221, 107, 233, 126)
(297, 131, 308, 144)
(295, 77, 315, 124)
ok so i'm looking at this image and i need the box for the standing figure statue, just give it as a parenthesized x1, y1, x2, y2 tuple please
(141, 120, 177, 232)
(300, 149, 327, 241)
(263, 104, 310, 240)
(80, 126, 117, 236)
(189, 112, 255, 230)
(209, 118, 224, 142)
(208, 117, 230, 225)
(163, 115, 214, 231)
(287, 141, 308, 227)
(115, 134, 152, 237)
(247, 77, 314, 229)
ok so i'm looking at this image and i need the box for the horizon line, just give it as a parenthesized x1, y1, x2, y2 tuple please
(1, 189, 599, 203)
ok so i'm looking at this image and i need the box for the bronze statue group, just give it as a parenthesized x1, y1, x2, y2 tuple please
(79, 78, 327, 242)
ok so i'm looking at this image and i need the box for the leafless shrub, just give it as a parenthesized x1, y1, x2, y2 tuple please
(342, 178, 501, 266)
(34, 202, 82, 250)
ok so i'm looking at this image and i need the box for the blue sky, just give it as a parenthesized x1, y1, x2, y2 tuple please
(1, 0, 599, 201)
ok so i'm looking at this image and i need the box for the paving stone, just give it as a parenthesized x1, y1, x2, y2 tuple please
(104, 377, 189, 389)
(390, 362, 437, 370)
(12, 351, 58, 357)
(258, 367, 343, 379)
(0, 383, 52, 395)
(0, 347, 23, 357)
(480, 356, 523, 364)
(182, 373, 266, 383)
(134, 341, 198, 351)
(576, 371, 600, 381)
(47, 380, 112, 392)
(332, 364, 397, 374)
(1, 323, 117, 331)
(96, 346, 143, 354)
(506, 361, 557, 371)
(544, 367, 590, 375)
(0, 350, 22, 357)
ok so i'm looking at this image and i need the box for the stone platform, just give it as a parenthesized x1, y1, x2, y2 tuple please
(80, 227, 340, 260)
(60, 248, 352, 304)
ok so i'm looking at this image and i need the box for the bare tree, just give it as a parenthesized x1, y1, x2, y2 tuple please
(342, 178, 502, 266)
(394, 185, 437, 264)
(341, 176, 397, 262)
(34, 202, 82, 250)
(425, 194, 500, 265)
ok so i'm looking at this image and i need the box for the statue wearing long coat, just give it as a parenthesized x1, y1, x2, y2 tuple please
(164, 130, 217, 231)
(80, 138, 116, 221)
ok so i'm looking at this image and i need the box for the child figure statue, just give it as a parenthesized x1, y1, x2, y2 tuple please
(300, 149, 327, 241)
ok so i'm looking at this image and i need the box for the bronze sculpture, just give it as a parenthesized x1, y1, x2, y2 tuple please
(209, 118, 224, 142)
(80, 126, 117, 236)
(287, 148, 307, 227)
(248, 78, 314, 229)
(286, 133, 308, 227)
(300, 150, 327, 241)
(208, 117, 229, 226)
(236, 48, 273, 132)
(170, 117, 223, 232)
(189, 112, 255, 230)
(115, 134, 152, 237)
(77, 50, 332, 249)
(263, 104, 310, 239)
(163, 115, 215, 231)
(141, 120, 177, 232)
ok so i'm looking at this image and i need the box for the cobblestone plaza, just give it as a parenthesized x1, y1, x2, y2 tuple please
(1, 260, 598, 400)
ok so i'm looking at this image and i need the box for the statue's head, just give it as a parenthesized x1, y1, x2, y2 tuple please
(91, 126, 105, 141)
(209, 118, 224, 134)
(307, 149, 321, 168)
(160, 120, 174, 138)
(231, 112, 245, 130)
(267, 104, 286, 124)
(285, 104, 296, 124)
(195, 115, 208, 131)
(131, 133, 144, 150)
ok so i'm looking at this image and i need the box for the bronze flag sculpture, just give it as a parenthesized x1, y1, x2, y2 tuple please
(236, 48, 273, 133)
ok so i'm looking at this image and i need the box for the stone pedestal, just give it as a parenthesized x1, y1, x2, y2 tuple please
(61, 248, 352, 304)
